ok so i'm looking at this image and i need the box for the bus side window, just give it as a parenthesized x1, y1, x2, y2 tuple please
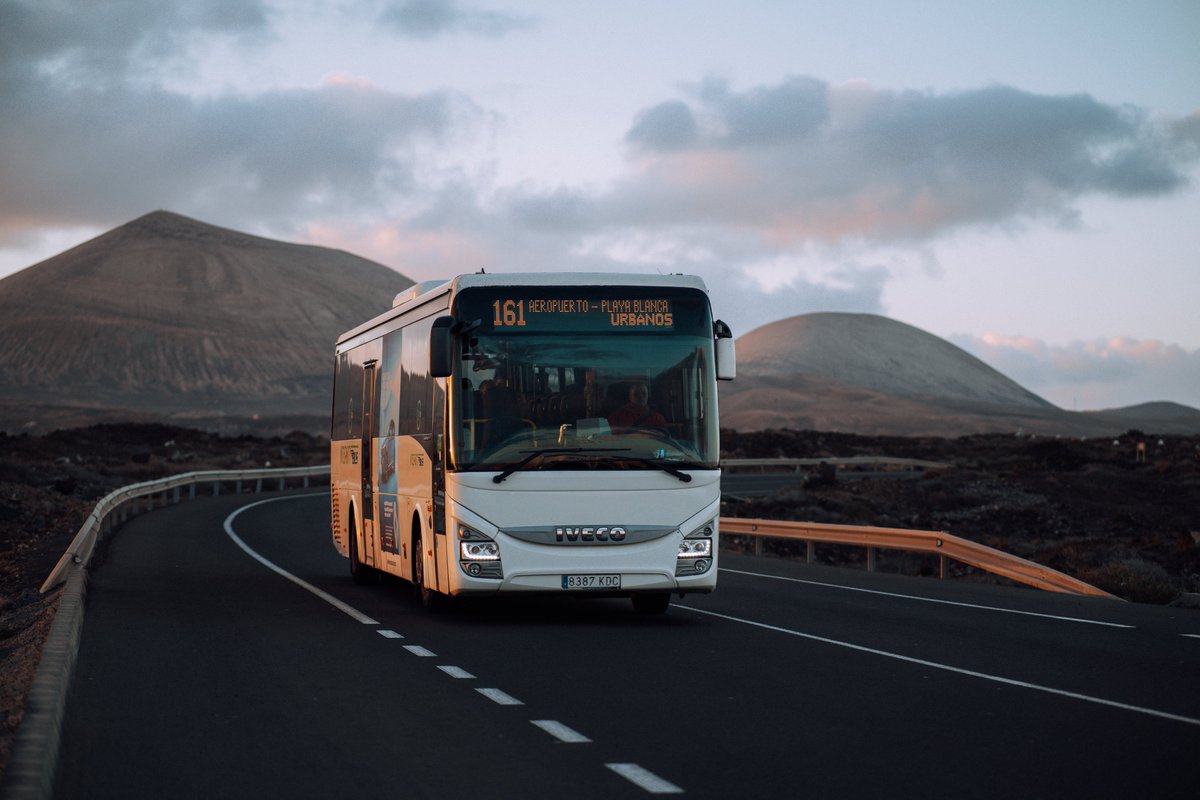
(400, 318, 432, 437)
(333, 350, 363, 440)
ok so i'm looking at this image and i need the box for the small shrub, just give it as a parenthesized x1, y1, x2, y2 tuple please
(1082, 559, 1181, 604)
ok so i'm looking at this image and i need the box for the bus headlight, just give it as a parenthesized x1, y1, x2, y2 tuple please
(458, 524, 503, 578)
(460, 541, 500, 561)
(675, 537, 712, 576)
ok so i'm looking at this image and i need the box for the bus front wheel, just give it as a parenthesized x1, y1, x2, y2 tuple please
(412, 523, 444, 612)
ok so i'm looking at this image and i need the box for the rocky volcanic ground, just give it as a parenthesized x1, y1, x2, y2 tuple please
(720, 428, 1200, 603)
(2, 423, 1199, 777)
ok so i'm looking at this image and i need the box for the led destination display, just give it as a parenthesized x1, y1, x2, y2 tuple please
(492, 297, 673, 330)
(457, 287, 710, 335)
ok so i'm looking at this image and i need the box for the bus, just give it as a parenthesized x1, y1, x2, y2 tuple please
(330, 272, 735, 613)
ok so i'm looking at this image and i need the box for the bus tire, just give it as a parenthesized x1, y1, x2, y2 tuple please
(632, 592, 670, 614)
(349, 514, 375, 585)
(412, 521, 443, 612)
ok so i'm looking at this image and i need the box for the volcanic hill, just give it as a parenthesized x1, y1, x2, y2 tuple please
(720, 313, 1200, 436)
(0, 211, 412, 433)
(2, 215, 1195, 437)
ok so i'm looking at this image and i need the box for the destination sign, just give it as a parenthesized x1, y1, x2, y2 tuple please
(489, 297, 674, 331)
(456, 286, 711, 336)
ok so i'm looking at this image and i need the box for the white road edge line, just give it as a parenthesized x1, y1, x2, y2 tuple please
(606, 763, 683, 794)
(531, 720, 591, 743)
(676, 604, 1200, 728)
(477, 688, 523, 706)
(720, 567, 1134, 628)
(223, 495, 379, 626)
(1182, 634, 1200, 640)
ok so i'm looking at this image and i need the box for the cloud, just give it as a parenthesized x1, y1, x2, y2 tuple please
(625, 101, 698, 153)
(482, 77, 1200, 340)
(0, 0, 273, 88)
(626, 77, 829, 152)
(0, 78, 478, 237)
(950, 333, 1200, 409)
(485, 76, 1200, 329)
(0, 0, 483, 240)
(709, 260, 889, 338)
(3, 3, 1197, 368)
(377, 0, 533, 39)
(610, 77, 1199, 245)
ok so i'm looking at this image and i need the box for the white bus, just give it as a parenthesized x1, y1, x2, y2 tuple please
(330, 273, 735, 613)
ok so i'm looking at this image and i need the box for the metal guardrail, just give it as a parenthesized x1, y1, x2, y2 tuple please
(40, 465, 331, 593)
(719, 517, 1117, 598)
(39, 463, 1108, 599)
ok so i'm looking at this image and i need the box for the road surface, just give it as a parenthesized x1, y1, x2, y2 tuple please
(58, 490, 1200, 798)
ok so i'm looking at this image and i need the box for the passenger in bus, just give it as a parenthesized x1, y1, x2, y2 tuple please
(608, 381, 667, 433)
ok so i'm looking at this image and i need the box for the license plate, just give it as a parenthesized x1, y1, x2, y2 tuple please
(562, 574, 621, 590)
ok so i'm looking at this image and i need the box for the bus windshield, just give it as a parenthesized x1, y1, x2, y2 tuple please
(449, 290, 719, 472)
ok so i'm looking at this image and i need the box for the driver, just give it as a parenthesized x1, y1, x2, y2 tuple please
(608, 381, 667, 432)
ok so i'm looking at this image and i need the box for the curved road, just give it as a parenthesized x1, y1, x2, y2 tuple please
(59, 490, 1200, 798)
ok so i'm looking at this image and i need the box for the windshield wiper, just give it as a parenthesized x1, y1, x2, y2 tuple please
(611, 455, 693, 483)
(491, 448, 627, 484)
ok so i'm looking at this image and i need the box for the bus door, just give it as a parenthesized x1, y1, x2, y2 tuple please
(361, 360, 378, 567)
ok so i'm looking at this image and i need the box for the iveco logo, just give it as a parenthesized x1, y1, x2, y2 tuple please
(555, 526, 627, 543)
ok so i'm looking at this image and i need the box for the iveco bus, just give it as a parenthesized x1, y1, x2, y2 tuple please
(330, 273, 735, 613)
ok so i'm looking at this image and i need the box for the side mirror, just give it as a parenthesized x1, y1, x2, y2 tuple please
(714, 320, 736, 381)
(430, 316, 455, 378)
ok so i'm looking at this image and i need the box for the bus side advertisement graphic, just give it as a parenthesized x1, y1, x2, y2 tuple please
(380, 497, 398, 554)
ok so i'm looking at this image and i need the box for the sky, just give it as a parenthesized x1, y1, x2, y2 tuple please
(1, 0, 1198, 411)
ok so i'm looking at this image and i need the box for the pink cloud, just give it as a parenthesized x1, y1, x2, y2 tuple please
(302, 219, 491, 279)
(952, 332, 1199, 409)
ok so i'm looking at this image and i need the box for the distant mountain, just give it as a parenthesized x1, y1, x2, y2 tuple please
(721, 313, 1200, 436)
(1087, 401, 1198, 421)
(0, 211, 412, 433)
(1080, 402, 1200, 434)
(2, 222, 1194, 438)
(737, 313, 1052, 409)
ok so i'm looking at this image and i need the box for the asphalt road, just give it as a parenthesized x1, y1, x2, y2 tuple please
(58, 490, 1200, 799)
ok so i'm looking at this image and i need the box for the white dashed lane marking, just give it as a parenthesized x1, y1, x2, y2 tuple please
(531, 720, 591, 743)
(437, 665, 476, 679)
(606, 763, 683, 794)
(224, 495, 685, 794)
(477, 688, 524, 706)
(404, 645, 437, 657)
